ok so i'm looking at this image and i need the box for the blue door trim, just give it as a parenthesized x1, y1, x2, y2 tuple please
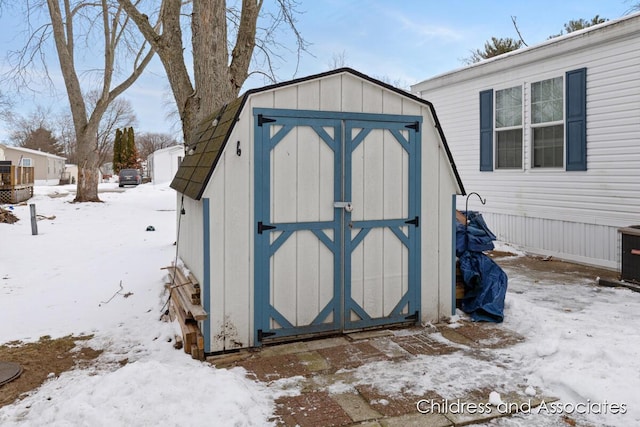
(202, 197, 211, 353)
(254, 112, 342, 343)
(343, 118, 421, 329)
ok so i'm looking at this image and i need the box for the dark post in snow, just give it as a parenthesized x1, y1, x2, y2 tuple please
(29, 204, 38, 236)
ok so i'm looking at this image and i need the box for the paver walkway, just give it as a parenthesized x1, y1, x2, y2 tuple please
(210, 321, 553, 426)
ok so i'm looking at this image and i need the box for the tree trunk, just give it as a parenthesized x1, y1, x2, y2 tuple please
(45, 0, 154, 202)
(118, 0, 260, 145)
(74, 127, 101, 202)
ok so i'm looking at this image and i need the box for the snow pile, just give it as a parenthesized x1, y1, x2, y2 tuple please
(0, 183, 275, 426)
(500, 262, 640, 426)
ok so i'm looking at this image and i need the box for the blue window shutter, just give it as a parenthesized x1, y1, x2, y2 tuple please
(479, 89, 493, 171)
(565, 68, 587, 171)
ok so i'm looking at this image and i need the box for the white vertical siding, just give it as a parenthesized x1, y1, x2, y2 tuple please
(420, 104, 457, 322)
(149, 146, 184, 184)
(413, 15, 640, 268)
(177, 194, 204, 287)
(201, 105, 254, 352)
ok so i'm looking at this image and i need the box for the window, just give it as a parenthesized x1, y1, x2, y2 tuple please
(478, 68, 586, 172)
(531, 77, 563, 168)
(20, 158, 32, 167)
(495, 86, 522, 169)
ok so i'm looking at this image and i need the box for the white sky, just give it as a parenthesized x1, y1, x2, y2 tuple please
(0, 1, 635, 142)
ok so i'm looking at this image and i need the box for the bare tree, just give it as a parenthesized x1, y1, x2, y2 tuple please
(117, 0, 308, 146)
(4, 106, 54, 146)
(328, 51, 348, 70)
(0, 91, 12, 121)
(55, 110, 77, 164)
(137, 132, 179, 159)
(5, 1, 155, 202)
(86, 92, 138, 167)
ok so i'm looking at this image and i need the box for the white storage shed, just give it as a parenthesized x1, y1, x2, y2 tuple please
(147, 145, 185, 184)
(170, 68, 465, 353)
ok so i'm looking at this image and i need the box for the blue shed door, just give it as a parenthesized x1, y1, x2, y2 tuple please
(254, 109, 421, 343)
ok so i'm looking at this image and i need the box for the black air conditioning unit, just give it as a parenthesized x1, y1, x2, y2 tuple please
(620, 226, 640, 283)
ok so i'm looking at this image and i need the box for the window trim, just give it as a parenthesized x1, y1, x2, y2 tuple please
(478, 67, 586, 173)
(530, 76, 565, 169)
(494, 85, 524, 170)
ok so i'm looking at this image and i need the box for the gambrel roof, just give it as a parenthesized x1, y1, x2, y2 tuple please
(170, 68, 465, 200)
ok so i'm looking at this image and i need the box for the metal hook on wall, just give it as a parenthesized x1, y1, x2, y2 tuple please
(464, 192, 486, 251)
(465, 192, 486, 219)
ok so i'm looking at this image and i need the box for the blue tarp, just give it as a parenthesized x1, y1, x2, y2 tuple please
(457, 211, 508, 322)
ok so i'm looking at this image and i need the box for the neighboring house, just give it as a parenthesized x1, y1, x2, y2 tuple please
(62, 164, 103, 185)
(101, 162, 115, 179)
(147, 145, 184, 184)
(411, 13, 640, 270)
(170, 68, 464, 353)
(1, 145, 66, 186)
(63, 164, 77, 184)
(0, 145, 4, 160)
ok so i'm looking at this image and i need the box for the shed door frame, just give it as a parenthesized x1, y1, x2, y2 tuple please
(254, 108, 422, 344)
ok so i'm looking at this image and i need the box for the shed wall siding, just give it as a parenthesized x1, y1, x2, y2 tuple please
(413, 18, 640, 268)
(201, 108, 254, 352)
(177, 195, 204, 283)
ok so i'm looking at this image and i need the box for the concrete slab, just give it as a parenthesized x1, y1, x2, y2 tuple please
(332, 392, 382, 422)
(259, 341, 308, 357)
(296, 351, 330, 373)
(303, 336, 350, 351)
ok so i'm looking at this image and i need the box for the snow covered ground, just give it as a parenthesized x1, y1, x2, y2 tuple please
(1, 183, 639, 426)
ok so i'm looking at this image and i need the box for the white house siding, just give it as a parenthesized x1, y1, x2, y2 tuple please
(148, 145, 185, 184)
(201, 72, 460, 352)
(412, 14, 640, 269)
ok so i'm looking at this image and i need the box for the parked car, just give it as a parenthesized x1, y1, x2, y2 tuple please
(118, 169, 142, 187)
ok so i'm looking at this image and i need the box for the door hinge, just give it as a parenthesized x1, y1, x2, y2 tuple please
(405, 121, 420, 132)
(405, 216, 419, 227)
(257, 221, 277, 234)
(405, 311, 419, 321)
(258, 114, 276, 126)
(257, 329, 276, 341)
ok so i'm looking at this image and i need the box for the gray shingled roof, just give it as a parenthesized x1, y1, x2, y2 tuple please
(170, 95, 246, 200)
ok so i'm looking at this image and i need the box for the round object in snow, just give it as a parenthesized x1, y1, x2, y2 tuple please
(0, 361, 23, 386)
(146, 225, 155, 231)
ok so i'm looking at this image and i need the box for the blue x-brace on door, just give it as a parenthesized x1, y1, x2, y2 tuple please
(254, 108, 421, 343)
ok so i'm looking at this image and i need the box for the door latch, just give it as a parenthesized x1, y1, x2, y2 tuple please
(333, 201, 353, 212)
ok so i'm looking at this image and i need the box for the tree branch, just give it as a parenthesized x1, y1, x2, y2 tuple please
(511, 16, 528, 47)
